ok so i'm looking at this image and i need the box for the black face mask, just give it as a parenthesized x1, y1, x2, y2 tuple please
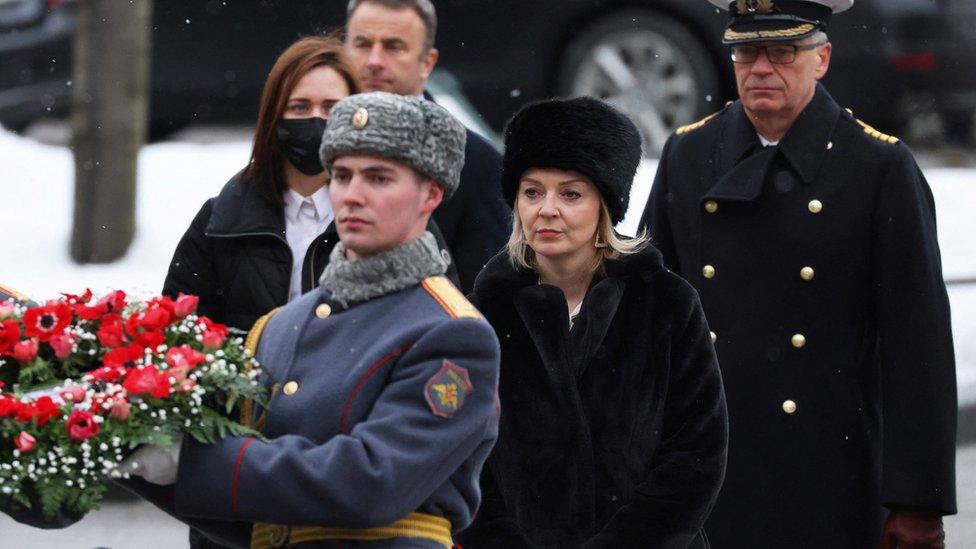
(276, 117, 328, 176)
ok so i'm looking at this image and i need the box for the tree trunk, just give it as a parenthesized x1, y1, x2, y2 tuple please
(70, 0, 152, 263)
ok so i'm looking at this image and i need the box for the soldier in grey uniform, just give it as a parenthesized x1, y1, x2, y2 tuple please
(122, 92, 501, 549)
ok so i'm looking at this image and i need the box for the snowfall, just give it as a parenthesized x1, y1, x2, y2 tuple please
(0, 124, 975, 546)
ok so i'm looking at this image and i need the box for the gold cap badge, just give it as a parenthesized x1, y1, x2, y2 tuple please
(352, 107, 369, 130)
(737, 0, 774, 14)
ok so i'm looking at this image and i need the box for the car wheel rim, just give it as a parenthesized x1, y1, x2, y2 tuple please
(570, 30, 701, 155)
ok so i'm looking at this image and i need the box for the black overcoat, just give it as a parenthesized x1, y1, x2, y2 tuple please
(640, 85, 957, 548)
(459, 248, 728, 548)
(162, 171, 457, 331)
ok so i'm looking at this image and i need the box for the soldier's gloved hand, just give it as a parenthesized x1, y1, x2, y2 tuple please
(878, 507, 945, 549)
(116, 434, 182, 486)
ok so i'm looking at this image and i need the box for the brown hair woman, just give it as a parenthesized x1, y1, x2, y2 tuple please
(161, 35, 357, 332)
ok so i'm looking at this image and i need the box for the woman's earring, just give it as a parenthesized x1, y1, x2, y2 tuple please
(594, 234, 607, 248)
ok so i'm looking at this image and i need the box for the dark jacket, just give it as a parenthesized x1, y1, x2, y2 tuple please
(459, 248, 728, 548)
(425, 92, 510, 293)
(640, 85, 957, 548)
(162, 171, 457, 331)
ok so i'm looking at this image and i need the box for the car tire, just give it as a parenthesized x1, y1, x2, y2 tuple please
(557, 9, 721, 157)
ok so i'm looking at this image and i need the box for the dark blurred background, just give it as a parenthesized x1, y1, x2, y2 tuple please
(2, 0, 975, 156)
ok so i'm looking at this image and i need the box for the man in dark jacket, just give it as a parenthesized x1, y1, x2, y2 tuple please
(344, 0, 509, 292)
(640, 1, 956, 547)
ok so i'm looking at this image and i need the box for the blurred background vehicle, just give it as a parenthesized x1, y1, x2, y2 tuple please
(1, 0, 974, 154)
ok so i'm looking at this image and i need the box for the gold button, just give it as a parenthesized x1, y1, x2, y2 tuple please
(710, 331, 717, 344)
(702, 265, 716, 279)
(791, 333, 806, 348)
(808, 200, 823, 214)
(283, 381, 299, 396)
(800, 266, 815, 281)
(782, 400, 798, 414)
(315, 303, 332, 319)
(704, 201, 718, 214)
(352, 107, 369, 129)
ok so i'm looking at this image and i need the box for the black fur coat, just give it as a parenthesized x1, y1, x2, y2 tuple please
(459, 247, 728, 548)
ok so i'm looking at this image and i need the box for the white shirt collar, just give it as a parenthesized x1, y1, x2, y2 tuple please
(282, 186, 331, 223)
(758, 133, 780, 147)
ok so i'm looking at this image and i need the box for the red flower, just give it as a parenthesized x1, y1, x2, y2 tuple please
(123, 367, 171, 399)
(132, 329, 165, 351)
(109, 398, 131, 421)
(173, 294, 199, 318)
(89, 366, 125, 383)
(103, 345, 145, 370)
(23, 302, 72, 342)
(66, 410, 100, 441)
(14, 431, 36, 453)
(124, 304, 173, 347)
(62, 289, 93, 304)
(50, 331, 76, 359)
(76, 290, 127, 320)
(0, 320, 20, 353)
(0, 395, 23, 418)
(199, 317, 228, 349)
(11, 338, 39, 363)
(165, 345, 206, 370)
(60, 385, 86, 403)
(97, 314, 126, 348)
(16, 396, 60, 427)
(165, 346, 206, 383)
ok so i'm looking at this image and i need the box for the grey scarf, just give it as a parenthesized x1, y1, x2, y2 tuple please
(319, 231, 448, 307)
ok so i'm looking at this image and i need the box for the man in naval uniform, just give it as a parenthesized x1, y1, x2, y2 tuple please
(640, 1, 956, 547)
(121, 92, 501, 548)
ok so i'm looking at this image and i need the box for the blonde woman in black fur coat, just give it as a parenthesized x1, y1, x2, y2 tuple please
(458, 98, 728, 549)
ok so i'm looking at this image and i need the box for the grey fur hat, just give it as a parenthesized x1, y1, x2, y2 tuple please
(319, 92, 467, 199)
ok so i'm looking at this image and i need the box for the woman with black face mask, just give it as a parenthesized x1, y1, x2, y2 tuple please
(162, 35, 458, 336)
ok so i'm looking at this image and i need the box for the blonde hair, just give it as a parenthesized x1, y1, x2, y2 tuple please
(506, 198, 649, 273)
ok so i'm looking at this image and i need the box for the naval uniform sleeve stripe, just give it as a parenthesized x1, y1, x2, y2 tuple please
(339, 343, 414, 434)
(231, 437, 256, 518)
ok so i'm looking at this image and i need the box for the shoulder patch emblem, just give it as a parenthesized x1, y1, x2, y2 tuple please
(424, 360, 473, 418)
(676, 112, 719, 135)
(855, 118, 899, 144)
(421, 276, 482, 320)
(0, 283, 30, 303)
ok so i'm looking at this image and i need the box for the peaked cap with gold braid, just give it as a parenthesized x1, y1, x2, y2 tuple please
(706, 0, 854, 45)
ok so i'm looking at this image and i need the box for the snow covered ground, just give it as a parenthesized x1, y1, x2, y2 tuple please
(1, 126, 975, 546)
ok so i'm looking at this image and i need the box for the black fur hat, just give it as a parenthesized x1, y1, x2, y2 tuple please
(501, 97, 642, 224)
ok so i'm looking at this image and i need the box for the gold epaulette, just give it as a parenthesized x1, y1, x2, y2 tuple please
(855, 117, 899, 144)
(0, 283, 30, 303)
(421, 276, 482, 320)
(676, 112, 719, 135)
